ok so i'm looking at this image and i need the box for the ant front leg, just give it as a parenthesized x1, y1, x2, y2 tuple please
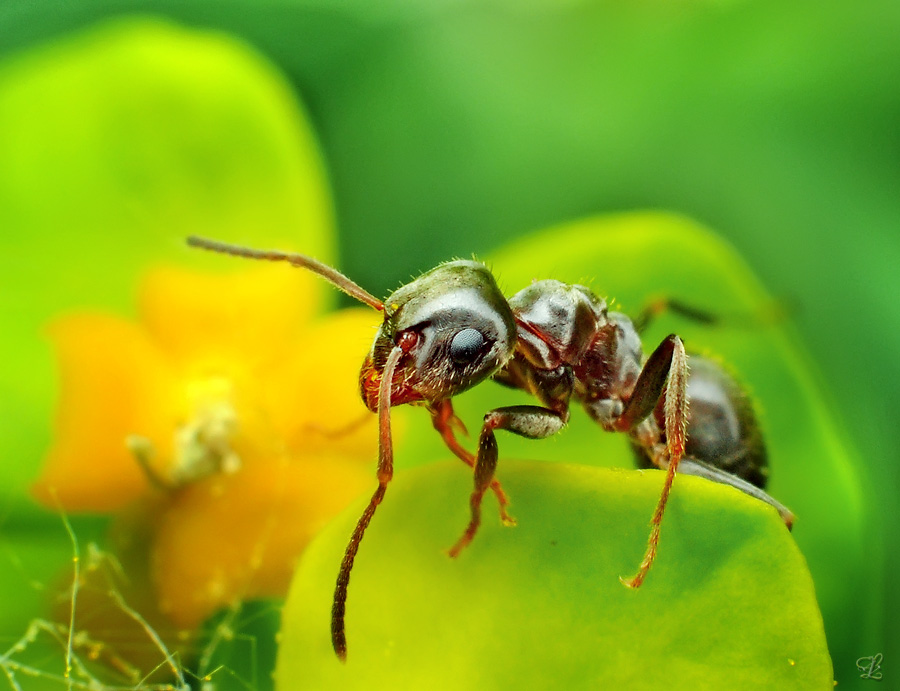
(431, 399, 516, 527)
(614, 334, 689, 589)
(448, 405, 567, 557)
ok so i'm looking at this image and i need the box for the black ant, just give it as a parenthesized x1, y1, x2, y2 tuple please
(186, 236, 794, 661)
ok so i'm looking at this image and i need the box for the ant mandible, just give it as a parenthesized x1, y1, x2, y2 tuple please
(187, 236, 794, 661)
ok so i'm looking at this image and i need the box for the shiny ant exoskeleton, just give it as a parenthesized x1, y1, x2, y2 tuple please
(187, 236, 794, 660)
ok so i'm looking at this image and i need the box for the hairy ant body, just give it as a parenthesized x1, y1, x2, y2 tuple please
(187, 237, 793, 660)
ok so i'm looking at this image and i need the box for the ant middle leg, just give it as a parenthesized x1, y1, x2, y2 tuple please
(430, 399, 516, 526)
(448, 405, 567, 557)
(612, 334, 689, 589)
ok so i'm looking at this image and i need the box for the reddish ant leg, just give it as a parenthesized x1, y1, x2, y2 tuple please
(430, 400, 516, 526)
(448, 405, 567, 557)
(331, 345, 403, 661)
(614, 334, 689, 589)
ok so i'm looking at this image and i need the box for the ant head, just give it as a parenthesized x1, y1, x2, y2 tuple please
(359, 261, 516, 411)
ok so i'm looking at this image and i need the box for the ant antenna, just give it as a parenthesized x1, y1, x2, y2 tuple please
(331, 343, 403, 660)
(187, 236, 384, 311)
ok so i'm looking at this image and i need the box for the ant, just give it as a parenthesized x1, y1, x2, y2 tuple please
(187, 236, 794, 661)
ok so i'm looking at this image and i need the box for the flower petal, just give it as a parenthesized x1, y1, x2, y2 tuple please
(263, 307, 381, 460)
(253, 308, 379, 460)
(151, 453, 372, 628)
(138, 264, 319, 371)
(33, 314, 178, 511)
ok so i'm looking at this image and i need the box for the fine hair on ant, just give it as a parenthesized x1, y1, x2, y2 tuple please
(186, 235, 794, 661)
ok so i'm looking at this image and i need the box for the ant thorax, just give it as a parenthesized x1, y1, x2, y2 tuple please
(495, 279, 645, 425)
(508, 280, 609, 368)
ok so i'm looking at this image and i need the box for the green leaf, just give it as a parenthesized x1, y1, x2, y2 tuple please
(277, 461, 832, 689)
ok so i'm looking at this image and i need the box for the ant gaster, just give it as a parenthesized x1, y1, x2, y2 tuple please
(187, 236, 794, 661)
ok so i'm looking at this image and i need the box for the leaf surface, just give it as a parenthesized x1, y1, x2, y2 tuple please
(278, 461, 832, 689)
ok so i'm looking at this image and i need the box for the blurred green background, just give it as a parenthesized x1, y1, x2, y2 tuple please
(0, 0, 896, 688)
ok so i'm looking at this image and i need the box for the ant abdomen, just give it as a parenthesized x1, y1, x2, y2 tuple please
(633, 356, 769, 489)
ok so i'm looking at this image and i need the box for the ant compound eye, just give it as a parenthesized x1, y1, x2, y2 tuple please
(449, 328, 485, 364)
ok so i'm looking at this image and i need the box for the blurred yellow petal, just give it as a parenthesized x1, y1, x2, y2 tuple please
(139, 263, 319, 371)
(151, 453, 372, 628)
(33, 314, 178, 511)
(263, 307, 380, 459)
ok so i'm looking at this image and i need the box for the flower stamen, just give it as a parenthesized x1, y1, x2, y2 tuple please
(127, 377, 242, 490)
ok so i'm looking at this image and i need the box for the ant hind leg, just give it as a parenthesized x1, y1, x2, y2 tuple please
(633, 295, 788, 335)
(677, 458, 795, 528)
(633, 297, 719, 334)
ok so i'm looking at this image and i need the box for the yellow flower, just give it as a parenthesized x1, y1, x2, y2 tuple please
(33, 261, 380, 628)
